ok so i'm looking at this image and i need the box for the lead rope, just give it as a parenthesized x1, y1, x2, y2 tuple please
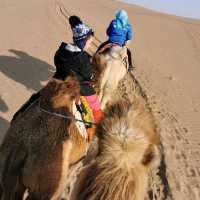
(39, 100, 96, 126)
(55, 0, 102, 47)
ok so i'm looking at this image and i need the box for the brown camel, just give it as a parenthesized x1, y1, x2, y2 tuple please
(0, 75, 89, 200)
(10, 45, 127, 124)
(69, 98, 161, 200)
(92, 45, 128, 109)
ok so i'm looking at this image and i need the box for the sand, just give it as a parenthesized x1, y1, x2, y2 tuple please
(0, 0, 200, 199)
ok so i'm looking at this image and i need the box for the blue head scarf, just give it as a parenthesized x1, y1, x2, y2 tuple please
(115, 9, 128, 29)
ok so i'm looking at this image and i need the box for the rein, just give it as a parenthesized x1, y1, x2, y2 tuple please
(39, 101, 96, 126)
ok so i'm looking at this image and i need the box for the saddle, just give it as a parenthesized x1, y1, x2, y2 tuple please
(73, 96, 95, 141)
(78, 96, 94, 127)
(96, 43, 129, 70)
(98, 43, 128, 60)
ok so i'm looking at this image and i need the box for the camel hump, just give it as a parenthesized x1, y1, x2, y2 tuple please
(97, 100, 160, 170)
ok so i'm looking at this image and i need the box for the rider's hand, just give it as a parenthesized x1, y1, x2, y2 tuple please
(125, 40, 131, 47)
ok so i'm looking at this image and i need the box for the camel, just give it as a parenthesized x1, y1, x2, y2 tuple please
(11, 45, 128, 123)
(92, 45, 128, 110)
(0, 75, 89, 200)
(68, 97, 161, 200)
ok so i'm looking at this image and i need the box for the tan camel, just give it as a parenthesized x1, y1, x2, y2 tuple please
(69, 98, 161, 200)
(0, 75, 89, 200)
(92, 45, 128, 110)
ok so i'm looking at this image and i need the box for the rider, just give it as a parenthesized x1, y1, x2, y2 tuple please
(54, 15, 102, 137)
(98, 9, 134, 70)
(12, 16, 102, 140)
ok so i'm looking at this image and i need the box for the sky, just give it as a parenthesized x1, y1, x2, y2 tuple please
(118, 0, 200, 19)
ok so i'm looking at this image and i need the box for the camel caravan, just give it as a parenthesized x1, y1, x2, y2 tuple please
(0, 13, 161, 200)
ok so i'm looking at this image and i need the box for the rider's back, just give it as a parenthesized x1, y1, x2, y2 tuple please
(54, 42, 95, 96)
(107, 19, 132, 46)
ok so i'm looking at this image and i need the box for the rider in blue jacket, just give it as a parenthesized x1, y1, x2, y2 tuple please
(98, 10, 134, 70)
(107, 12, 132, 46)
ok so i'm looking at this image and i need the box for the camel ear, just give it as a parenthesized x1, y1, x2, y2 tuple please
(64, 75, 80, 97)
(65, 75, 79, 88)
(142, 145, 161, 170)
(40, 79, 58, 97)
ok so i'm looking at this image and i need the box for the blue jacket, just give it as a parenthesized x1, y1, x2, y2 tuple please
(106, 19, 133, 46)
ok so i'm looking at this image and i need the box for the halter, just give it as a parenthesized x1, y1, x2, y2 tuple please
(39, 100, 96, 126)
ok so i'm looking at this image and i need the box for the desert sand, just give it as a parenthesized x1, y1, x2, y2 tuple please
(0, 0, 200, 199)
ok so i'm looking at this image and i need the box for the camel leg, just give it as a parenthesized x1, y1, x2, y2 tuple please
(0, 186, 3, 199)
(1, 149, 27, 200)
(1, 173, 18, 200)
(1, 152, 27, 200)
(25, 193, 38, 200)
(24, 190, 58, 200)
(25, 194, 64, 200)
(24, 141, 73, 200)
(14, 182, 26, 200)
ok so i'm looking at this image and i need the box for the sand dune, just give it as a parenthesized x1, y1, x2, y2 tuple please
(0, 0, 200, 199)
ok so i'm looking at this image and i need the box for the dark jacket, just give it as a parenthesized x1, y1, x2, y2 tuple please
(53, 42, 95, 96)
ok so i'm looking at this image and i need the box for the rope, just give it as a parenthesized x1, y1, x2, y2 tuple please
(55, 0, 102, 46)
(39, 100, 96, 126)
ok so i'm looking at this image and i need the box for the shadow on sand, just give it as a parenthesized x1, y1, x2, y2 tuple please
(0, 49, 55, 91)
(0, 97, 9, 143)
(0, 49, 55, 142)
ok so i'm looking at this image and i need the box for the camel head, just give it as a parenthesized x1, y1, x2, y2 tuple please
(74, 100, 161, 200)
(40, 75, 80, 110)
(97, 100, 161, 170)
(92, 47, 128, 110)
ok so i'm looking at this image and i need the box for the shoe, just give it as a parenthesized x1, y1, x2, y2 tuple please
(128, 66, 135, 71)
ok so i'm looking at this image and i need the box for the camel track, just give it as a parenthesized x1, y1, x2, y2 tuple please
(135, 70, 200, 200)
(117, 73, 172, 200)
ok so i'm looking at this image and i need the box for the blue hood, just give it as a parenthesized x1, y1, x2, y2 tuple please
(115, 9, 128, 28)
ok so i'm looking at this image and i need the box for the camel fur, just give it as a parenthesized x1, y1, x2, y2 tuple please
(71, 99, 161, 200)
(92, 46, 128, 109)
(0, 75, 88, 200)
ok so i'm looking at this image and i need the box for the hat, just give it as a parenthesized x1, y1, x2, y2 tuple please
(69, 15, 82, 28)
(115, 9, 128, 27)
(69, 15, 93, 42)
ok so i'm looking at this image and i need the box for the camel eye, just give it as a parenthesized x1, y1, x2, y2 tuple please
(65, 83, 73, 89)
(142, 150, 155, 166)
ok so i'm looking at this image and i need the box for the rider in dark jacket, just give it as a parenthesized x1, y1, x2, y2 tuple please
(12, 16, 102, 136)
(53, 42, 95, 96)
(53, 15, 102, 124)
